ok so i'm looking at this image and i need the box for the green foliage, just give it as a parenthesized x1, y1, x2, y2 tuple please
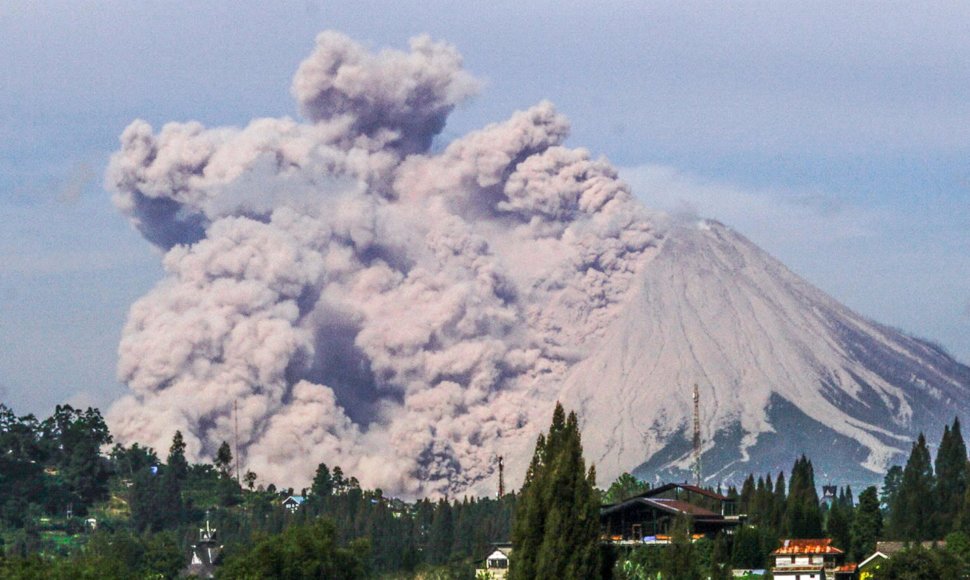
(510, 403, 601, 580)
(311, 463, 334, 498)
(881, 465, 903, 513)
(933, 418, 968, 535)
(215, 441, 234, 479)
(878, 544, 963, 579)
(825, 492, 852, 553)
(851, 486, 882, 562)
(217, 518, 370, 579)
(783, 455, 822, 538)
(166, 431, 189, 482)
(660, 515, 702, 580)
(890, 433, 936, 540)
(602, 473, 650, 504)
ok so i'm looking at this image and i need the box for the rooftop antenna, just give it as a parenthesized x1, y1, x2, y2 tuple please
(498, 455, 505, 498)
(233, 400, 241, 484)
(692, 383, 701, 487)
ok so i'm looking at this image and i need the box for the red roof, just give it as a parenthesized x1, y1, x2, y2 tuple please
(645, 498, 720, 517)
(771, 539, 844, 556)
(835, 564, 858, 572)
(641, 483, 730, 501)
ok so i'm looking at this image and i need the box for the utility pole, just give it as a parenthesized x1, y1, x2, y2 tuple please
(498, 455, 505, 498)
(692, 383, 701, 487)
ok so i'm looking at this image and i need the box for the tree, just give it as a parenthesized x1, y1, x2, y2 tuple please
(826, 498, 851, 554)
(851, 486, 882, 562)
(510, 403, 601, 579)
(881, 465, 903, 513)
(39, 405, 113, 514)
(784, 455, 822, 538)
(730, 525, 764, 569)
(312, 463, 335, 498)
(935, 418, 968, 534)
(879, 544, 962, 579)
(243, 470, 257, 491)
(602, 473, 649, 504)
(215, 441, 234, 479)
(166, 431, 189, 481)
(217, 518, 370, 579)
(660, 514, 702, 580)
(709, 532, 732, 580)
(890, 433, 935, 540)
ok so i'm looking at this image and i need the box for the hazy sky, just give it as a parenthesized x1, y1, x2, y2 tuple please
(2, 1, 970, 415)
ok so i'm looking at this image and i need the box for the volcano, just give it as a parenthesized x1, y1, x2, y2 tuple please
(557, 218, 970, 489)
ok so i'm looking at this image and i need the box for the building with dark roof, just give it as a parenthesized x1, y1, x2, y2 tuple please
(600, 483, 742, 542)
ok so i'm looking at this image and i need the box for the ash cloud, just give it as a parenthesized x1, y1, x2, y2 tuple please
(106, 31, 661, 496)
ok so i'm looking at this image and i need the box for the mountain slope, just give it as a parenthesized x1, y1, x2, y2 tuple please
(559, 219, 970, 487)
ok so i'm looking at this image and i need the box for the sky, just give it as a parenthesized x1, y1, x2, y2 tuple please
(2, 0, 969, 416)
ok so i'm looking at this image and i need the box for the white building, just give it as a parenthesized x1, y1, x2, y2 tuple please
(475, 544, 511, 579)
(770, 538, 855, 580)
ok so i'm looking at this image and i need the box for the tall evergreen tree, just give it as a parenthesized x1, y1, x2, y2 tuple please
(890, 433, 936, 540)
(510, 403, 601, 580)
(784, 455, 822, 538)
(881, 465, 903, 514)
(935, 418, 968, 533)
(851, 486, 882, 562)
(772, 472, 787, 530)
(826, 497, 851, 553)
(166, 431, 188, 481)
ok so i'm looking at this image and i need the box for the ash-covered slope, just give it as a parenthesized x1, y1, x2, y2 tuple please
(559, 219, 970, 488)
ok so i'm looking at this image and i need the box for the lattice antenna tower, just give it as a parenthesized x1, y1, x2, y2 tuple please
(692, 383, 701, 487)
(498, 455, 505, 498)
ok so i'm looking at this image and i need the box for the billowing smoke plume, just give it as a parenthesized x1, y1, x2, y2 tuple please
(107, 31, 660, 496)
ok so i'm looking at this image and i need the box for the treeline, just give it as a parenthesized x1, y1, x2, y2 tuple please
(0, 403, 513, 578)
(604, 417, 970, 578)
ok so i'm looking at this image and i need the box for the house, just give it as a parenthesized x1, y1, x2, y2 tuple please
(600, 483, 742, 542)
(282, 495, 306, 512)
(858, 541, 945, 580)
(770, 539, 855, 580)
(474, 543, 512, 579)
(181, 519, 222, 579)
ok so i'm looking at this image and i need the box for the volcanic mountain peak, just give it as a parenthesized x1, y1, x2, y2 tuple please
(559, 218, 970, 488)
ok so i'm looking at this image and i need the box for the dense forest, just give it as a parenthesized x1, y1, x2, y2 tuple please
(4, 402, 970, 578)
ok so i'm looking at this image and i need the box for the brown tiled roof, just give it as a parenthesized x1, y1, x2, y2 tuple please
(834, 564, 858, 572)
(641, 483, 729, 501)
(643, 498, 720, 517)
(771, 539, 844, 555)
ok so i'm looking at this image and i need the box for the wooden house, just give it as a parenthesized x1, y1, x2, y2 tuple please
(600, 483, 742, 542)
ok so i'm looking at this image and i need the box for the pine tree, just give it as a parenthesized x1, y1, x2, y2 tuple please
(881, 465, 903, 513)
(773, 472, 787, 530)
(935, 418, 968, 534)
(784, 455, 822, 538)
(826, 496, 851, 553)
(739, 474, 756, 516)
(851, 486, 882, 562)
(510, 403, 601, 580)
(166, 431, 188, 481)
(890, 433, 936, 540)
(312, 463, 334, 497)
